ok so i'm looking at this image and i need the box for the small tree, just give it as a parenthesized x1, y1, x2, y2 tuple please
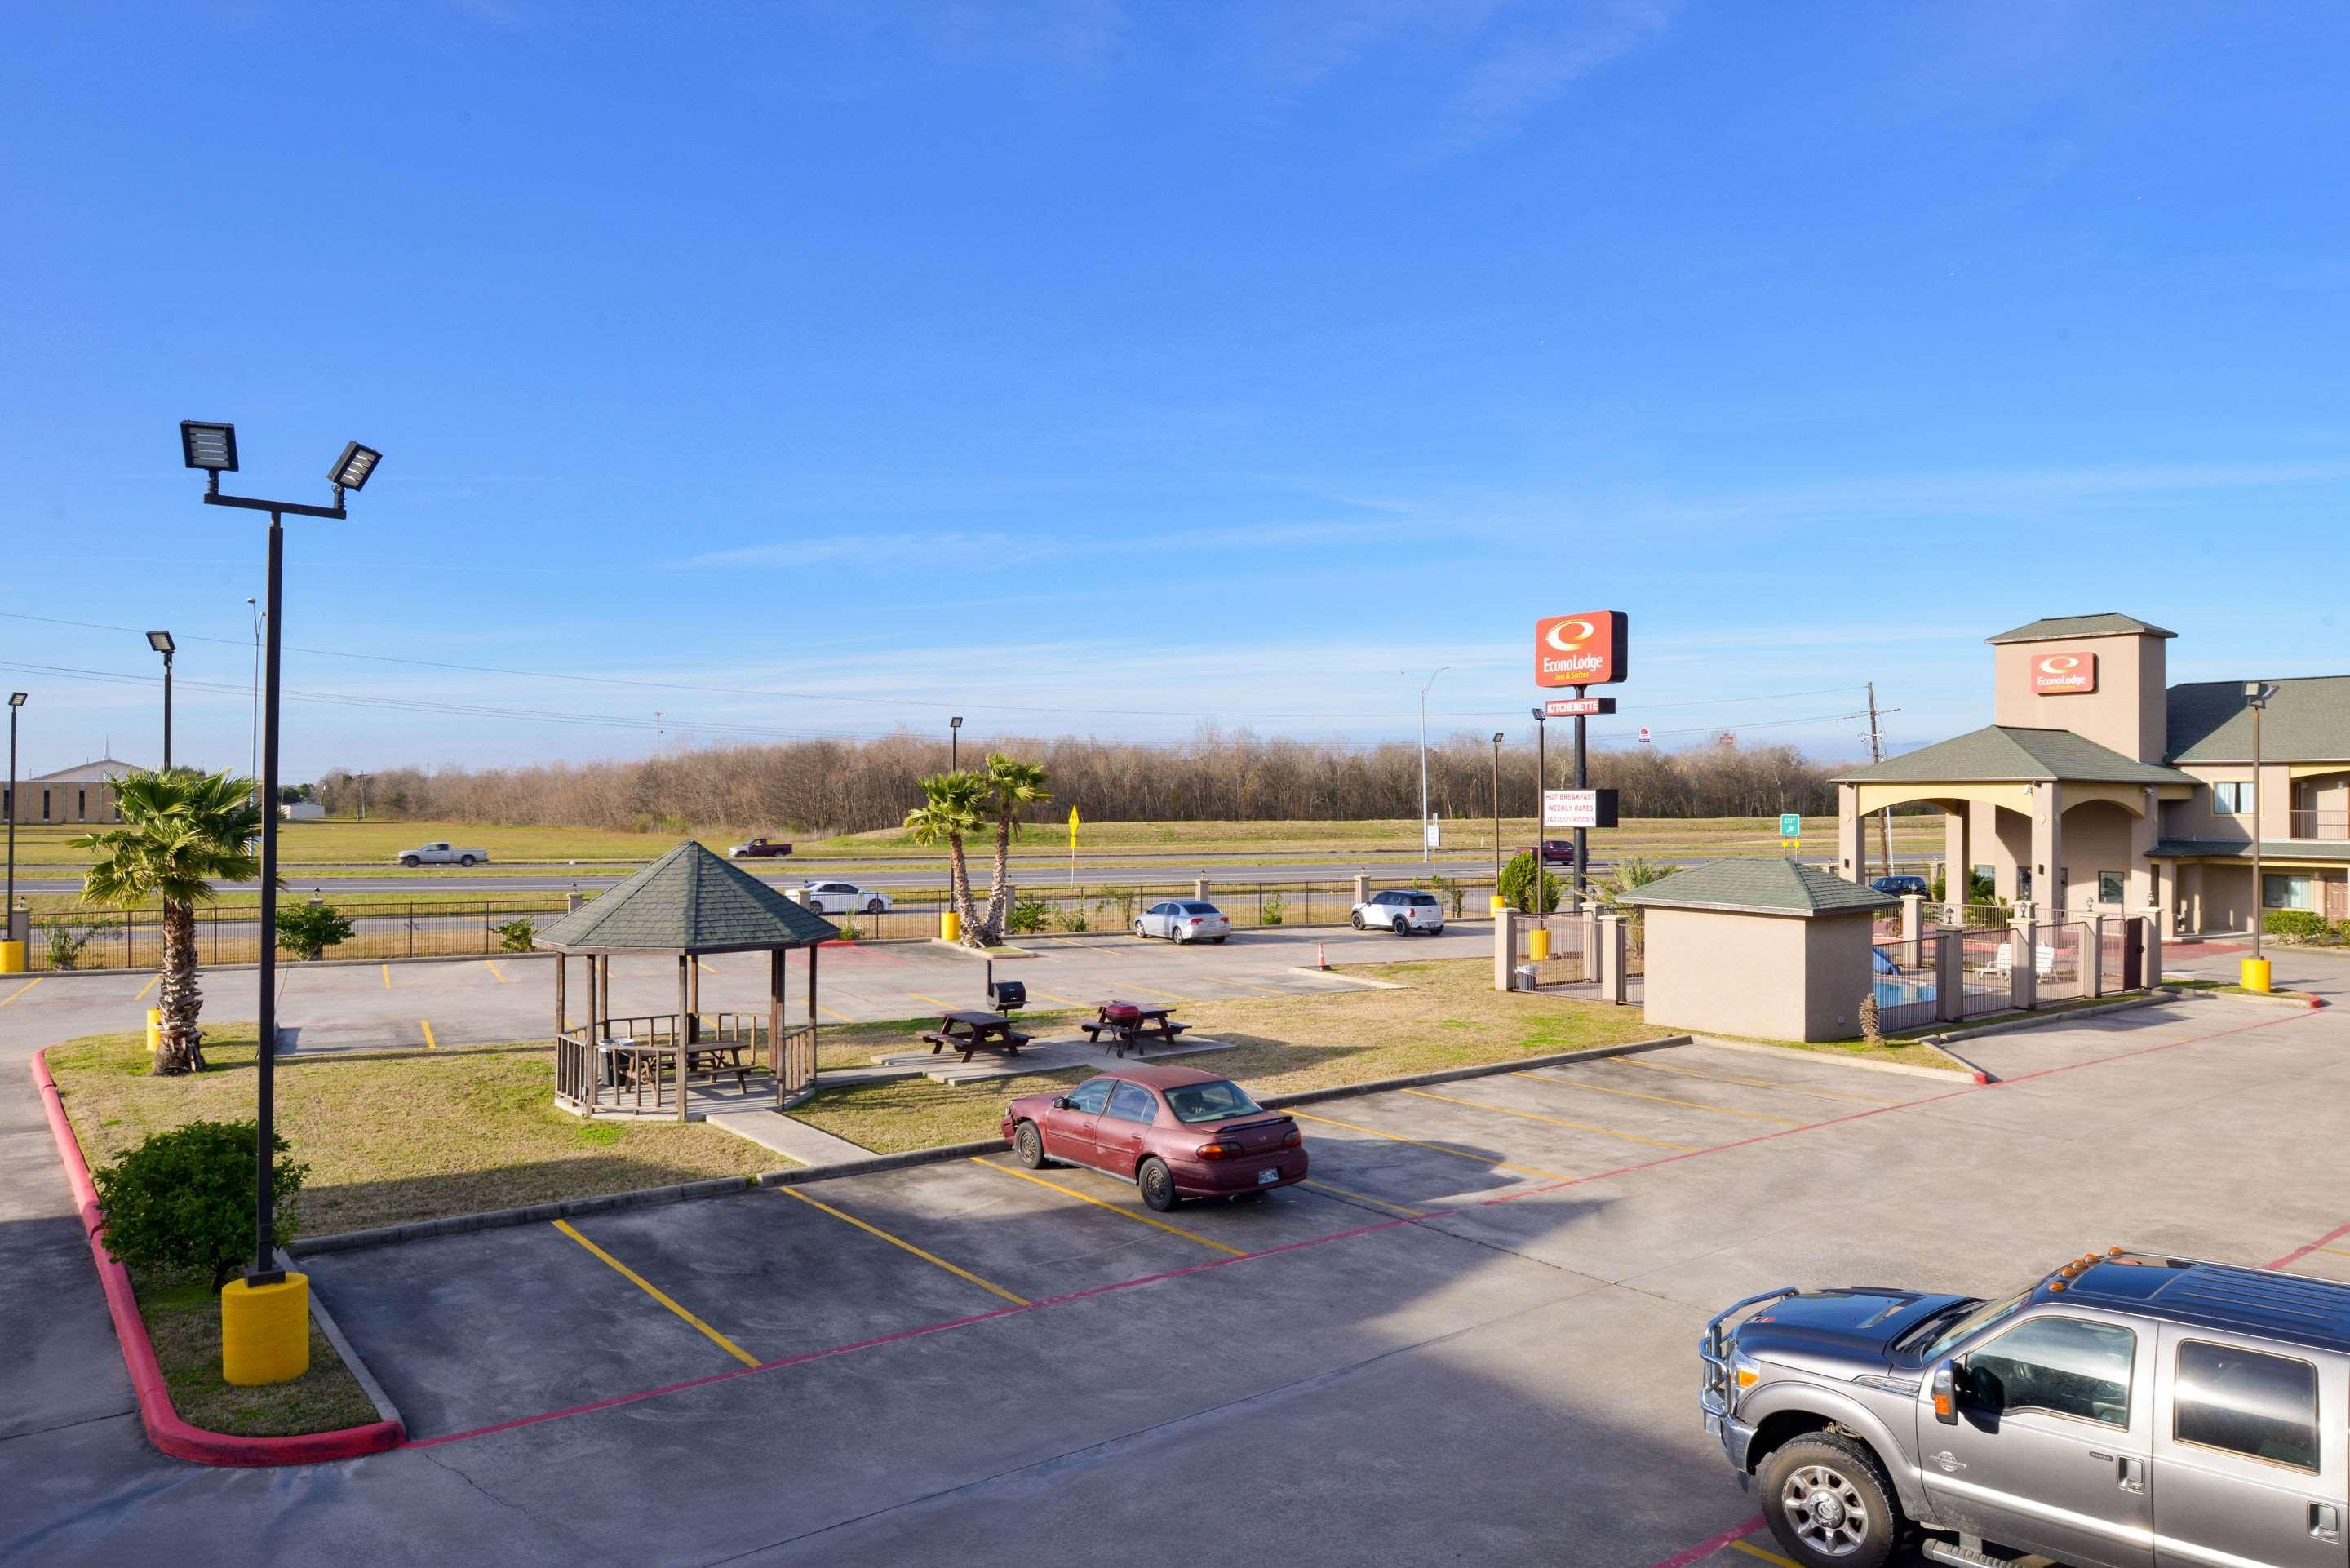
(92, 1120, 307, 1291)
(1859, 992, 1884, 1048)
(277, 900, 354, 962)
(44, 917, 118, 972)
(492, 916, 537, 953)
(1261, 892, 1286, 927)
(1006, 897, 1051, 935)
(1055, 904, 1091, 933)
(1497, 851, 1561, 915)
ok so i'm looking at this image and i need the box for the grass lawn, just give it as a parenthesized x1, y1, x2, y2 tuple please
(48, 1024, 786, 1238)
(132, 1269, 382, 1437)
(787, 958, 1674, 1154)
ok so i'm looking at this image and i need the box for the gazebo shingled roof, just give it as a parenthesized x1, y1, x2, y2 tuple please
(534, 839, 838, 954)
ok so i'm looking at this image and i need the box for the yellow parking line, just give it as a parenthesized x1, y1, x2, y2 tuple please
(1730, 1539, 1800, 1568)
(484, 961, 508, 984)
(381, 964, 392, 990)
(1301, 1178, 1424, 1218)
(778, 1187, 1027, 1304)
(1118, 982, 1193, 1004)
(1619, 1056, 1900, 1105)
(818, 1004, 855, 1024)
(1284, 1109, 1576, 1182)
(1512, 1070, 1807, 1126)
(1027, 988, 1084, 1007)
(697, 959, 721, 975)
(1401, 1087, 1699, 1151)
(2317, 1247, 2350, 1260)
(971, 1158, 1245, 1256)
(420, 1019, 438, 1050)
(553, 1220, 759, 1367)
(2, 977, 43, 1007)
(1221, 978, 1290, 996)
(906, 992, 960, 1012)
(135, 975, 160, 1001)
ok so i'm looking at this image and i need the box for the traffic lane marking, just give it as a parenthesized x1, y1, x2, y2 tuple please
(1640, 1517, 1767, 1568)
(970, 1158, 1245, 1256)
(1399, 1086, 1700, 1151)
(553, 1220, 760, 1368)
(778, 1186, 1028, 1305)
(1511, 1069, 1809, 1126)
(905, 992, 961, 1012)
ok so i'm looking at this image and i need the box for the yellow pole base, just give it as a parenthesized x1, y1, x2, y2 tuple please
(220, 1273, 310, 1386)
(1528, 928, 1552, 962)
(2241, 957, 2272, 994)
(146, 1007, 163, 1056)
(940, 910, 961, 942)
(1488, 895, 1509, 913)
(0, 939, 23, 975)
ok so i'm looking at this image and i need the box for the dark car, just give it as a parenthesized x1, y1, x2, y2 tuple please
(1869, 874, 1930, 898)
(1001, 1065, 1306, 1211)
(728, 837, 793, 859)
(1541, 839, 1576, 867)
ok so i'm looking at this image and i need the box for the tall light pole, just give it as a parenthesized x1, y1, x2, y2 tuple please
(1530, 706, 1547, 877)
(179, 421, 382, 1307)
(1405, 668, 1448, 862)
(2246, 680, 2279, 981)
(354, 773, 370, 821)
(3, 693, 24, 975)
(950, 715, 963, 772)
(246, 598, 262, 787)
(1490, 730, 1505, 910)
(147, 631, 175, 771)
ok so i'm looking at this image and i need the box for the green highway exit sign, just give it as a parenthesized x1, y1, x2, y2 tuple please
(1780, 813, 1802, 839)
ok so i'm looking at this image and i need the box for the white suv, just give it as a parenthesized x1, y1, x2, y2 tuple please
(1351, 889, 1444, 935)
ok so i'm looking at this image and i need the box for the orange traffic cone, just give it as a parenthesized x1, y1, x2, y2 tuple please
(1315, 941, 1328, 971)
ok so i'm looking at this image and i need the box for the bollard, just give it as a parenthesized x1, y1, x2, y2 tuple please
(0, 940, 21, 976)
(1528, 925, 1552, 963)
(221, 1273, 310, 1385)
(1489, 894, 1509, 913)
(941, 910, 962, 943)
(146, 1007, 162, 1057)
(2241, 956, 2272, 994)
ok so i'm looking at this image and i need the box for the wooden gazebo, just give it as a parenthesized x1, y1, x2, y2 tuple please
(535, 840, 839, 1120)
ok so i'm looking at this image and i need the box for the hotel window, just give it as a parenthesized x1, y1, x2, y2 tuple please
(2265, 874, 2314, 910)
(2211, 782, 2256, 816)
(2098, 871, 2126, 904)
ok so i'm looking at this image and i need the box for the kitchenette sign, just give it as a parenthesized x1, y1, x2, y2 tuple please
(1534, 612, 1629, 688)
(2031, 650, 2098, 695)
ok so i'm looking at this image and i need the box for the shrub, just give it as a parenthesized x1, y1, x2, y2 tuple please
(45, 919, 116, 971)
(492, 916, 537, 953)
(1056, 905, 1090, 933)
(1497, 852, 1561, 915)
(2264, 910, 2332, 945)
(277, 900, 353, 961)
(1007, 898, 1051, 935)
(1261, 893, 1285, 927)
(92, 1120, 308, 1291)
(1095, 888, 1139, 928)
(834, 916, 862, 941)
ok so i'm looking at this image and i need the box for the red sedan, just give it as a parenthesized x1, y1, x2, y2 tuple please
(1001, 1065, 1307, 1211)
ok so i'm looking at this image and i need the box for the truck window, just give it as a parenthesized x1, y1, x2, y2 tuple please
(1966, 1316, 2135, 1427)
(2174, 1340, 2319, 1472)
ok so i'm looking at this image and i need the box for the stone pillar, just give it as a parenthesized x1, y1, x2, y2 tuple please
(4, 905, 25, 946)
(2029, 782, 2064, 915)
(1595, 913, 1625, 1004)
(566, 892, 587, 913)
(1193, 876, 1211, 901)
(1494, 910, 1518, 992)
(1900, 893, 1925, 968)
(2010, 915, 2037, 1012)
(2086, 913, 2107, 999)
(2128, 786, 2161, 910)
(1935, 929, 1963, 1023)
(1352, 873, 1370, 908)
(2142, 910, 2163, 990)
(1837, 783, 1868, 883)
(2182, 862, 2205, 934)
(1943, 806, 1971, 915)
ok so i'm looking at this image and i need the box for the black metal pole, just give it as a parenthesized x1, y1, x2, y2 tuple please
(1534, 716, 1546, 874)
(161, 650, 173, 772)
(7, 705, 17, 940)
(1491, 737, 1501, 897)
(251, 515, 285, 1285)
(1572, 685, 1589, 905)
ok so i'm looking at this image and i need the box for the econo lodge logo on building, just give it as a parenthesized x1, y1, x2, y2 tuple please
(1534, 611, 1629, 688)
(2031, 650, 2098, 695)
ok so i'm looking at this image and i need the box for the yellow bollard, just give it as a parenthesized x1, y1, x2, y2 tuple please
(0, 939, 23, 975)
(1489, 895, 1509, 913)
(220, 1273, 310, 1386)
(2241, 957, 2272, 994)
(146, 1008, 163, 1056)
(940, 910, 961, 943)
(1528, 926, 1552, 962)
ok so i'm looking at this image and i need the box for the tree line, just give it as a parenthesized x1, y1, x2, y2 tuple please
(312, 730, 1853, 834)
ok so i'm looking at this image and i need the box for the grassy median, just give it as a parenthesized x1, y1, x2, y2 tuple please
(786, 958, 1674, 1154)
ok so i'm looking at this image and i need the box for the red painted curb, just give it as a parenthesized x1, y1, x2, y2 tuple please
(29, 1050, 403, 1467)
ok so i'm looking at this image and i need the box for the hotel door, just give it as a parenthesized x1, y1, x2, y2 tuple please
(2326, 874, 2348, 922)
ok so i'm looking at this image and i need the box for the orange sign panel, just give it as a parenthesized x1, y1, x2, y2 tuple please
(2031, 649, 2098, 695)
(1535, 611, 1628, 688)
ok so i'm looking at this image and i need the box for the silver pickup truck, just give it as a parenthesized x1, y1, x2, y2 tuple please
(394, 841, 488, 867)
(1702, 1249, 2349, 1568)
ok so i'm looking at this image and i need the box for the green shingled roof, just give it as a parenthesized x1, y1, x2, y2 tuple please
(1833, 725, 2193, 786)
(533, 840, 839, 953)
(1985, 612, 2176, 644)
(1616, 857, 1898, 917)
(2166, 676, 2350, 764)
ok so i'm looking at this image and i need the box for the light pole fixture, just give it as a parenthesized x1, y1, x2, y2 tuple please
(146, 631, 175, 770)
(949, 715, 963, 772)
(3, 692, 24, 976)
(2245, 680, 2279, 981)
(178, 420, 380, 1317)
(1490, 731, 1505, 910)
(1405, 668, 1448, 862)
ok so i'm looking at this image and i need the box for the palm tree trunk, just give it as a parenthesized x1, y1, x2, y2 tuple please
(153, 901, 206, 1074)
(979, 810, 1014, 943)
(948, 833, 985, 948)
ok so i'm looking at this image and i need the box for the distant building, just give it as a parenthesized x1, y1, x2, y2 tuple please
(281, 801, 327, 821)
(5, 759, 144, 825)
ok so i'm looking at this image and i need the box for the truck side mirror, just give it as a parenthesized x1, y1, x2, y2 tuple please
(1931, 1361, 1960, 1425)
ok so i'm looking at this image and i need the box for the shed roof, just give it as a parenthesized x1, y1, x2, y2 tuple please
(533, 839, 839, 953)
(1984, 613, 2176, 645)
(1833, 725, 2193, 787)
(1616, 857, 1898, 917)
(2165, 676, 2350, 764)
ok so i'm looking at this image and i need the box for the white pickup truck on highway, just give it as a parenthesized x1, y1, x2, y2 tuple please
(394, 842, 490, 867)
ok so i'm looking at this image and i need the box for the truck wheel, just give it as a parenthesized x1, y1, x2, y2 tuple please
(1759, 1433, 1899, 1568)
(1350, 910, 1365, 929)
(401, 856, 419, 868)
(459, 855, 476, 866)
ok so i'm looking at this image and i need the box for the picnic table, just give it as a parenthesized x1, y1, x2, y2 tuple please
(920, 1009, 1034, 1065)
(598, 1035, 753, 1110)
(1080, 1000, 1191, 1058)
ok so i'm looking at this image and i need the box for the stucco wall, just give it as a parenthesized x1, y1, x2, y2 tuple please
(1800, 911, 1878, 1041)
(2059, 799, 2137, 910)
(1643, 906, 1876, 1043)
(1990, 632, 2167, 762)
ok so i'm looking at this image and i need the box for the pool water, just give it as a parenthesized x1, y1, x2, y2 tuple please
(1873, 976, 1935, 1007)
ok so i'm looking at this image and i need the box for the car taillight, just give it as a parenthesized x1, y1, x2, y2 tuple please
(1280, 1127, 1302, 1148)
(1195, 1141, 1239, 1160)
(1190, 918, 1204, 925)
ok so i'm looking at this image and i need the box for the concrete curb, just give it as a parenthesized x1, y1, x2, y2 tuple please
(287, 1033, 1696, 1256)
(1922, 990, 2179, 1048)
(29, 1049, 405, 1466)
(1284, 965, 1406, 990)
(275, 1247, 404, 1431)
(2169, 986, 2326, 1011)
(1685, 1035, 1978, 1083)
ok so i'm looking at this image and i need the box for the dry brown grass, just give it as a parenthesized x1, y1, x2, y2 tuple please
(48, 1025, 785, 1238)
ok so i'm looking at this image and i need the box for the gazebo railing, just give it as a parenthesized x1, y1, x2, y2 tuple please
(775, 1025, 817, 1105)
(556, 1012, 793, 1115)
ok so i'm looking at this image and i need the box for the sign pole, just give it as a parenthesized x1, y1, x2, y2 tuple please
(1572, 685, 1589, 906)
(1534, 714, 1546, 873)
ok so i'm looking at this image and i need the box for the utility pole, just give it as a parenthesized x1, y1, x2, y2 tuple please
(1866, 680, 1891, 878)
(1406, 669, 1448, 862)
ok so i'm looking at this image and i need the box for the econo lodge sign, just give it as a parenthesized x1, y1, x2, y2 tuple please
(2031, 650, 2098, 695)
(1535, 611, 1629, 688)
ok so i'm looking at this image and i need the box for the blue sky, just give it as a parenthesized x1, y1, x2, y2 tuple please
(4, 2, 2345, 782)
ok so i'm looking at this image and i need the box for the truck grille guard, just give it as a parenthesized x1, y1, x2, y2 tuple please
(1700, 1287, 1798, 1423)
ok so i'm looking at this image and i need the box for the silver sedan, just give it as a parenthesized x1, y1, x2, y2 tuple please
(1134, 900, 1231, 944)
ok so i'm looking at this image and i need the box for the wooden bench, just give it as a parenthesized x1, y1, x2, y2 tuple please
(920, 1028, 1033, 1064)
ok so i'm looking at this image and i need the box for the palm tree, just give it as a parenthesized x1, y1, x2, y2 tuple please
(976, 753, 1052, 944)
(1599, 856, 1680, 904)
(902, 771, 987, 946)
(73, 768, 264, 1074)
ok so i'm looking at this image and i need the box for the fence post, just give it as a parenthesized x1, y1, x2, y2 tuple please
(2086, 914, 2106, 999)
(1351, 874, 1368, 908)
(1495, 910, 1517, 992)
(409, 901, 416, 959)
(2010, 916, 2037, 1011)
(2141, 910, 2162, 991)
(1900, 893, 1924, 968)
(1194, 876, 1210, 901)
(1596, 913, 1625, 1005)
(1935, 929, 1963, 1023)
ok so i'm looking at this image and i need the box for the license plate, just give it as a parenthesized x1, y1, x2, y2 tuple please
(1257, 1167, 1280, 1185)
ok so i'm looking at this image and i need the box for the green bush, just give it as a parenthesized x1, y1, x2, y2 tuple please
(44, 919, 117, 971)
(2264, 910, 2334, 944)
(277, 900, 354, 961)
(1261, 893, 1285, 927)
(91, 1120, 308, 1291)
(492, 916, 537, 953)
(1096, 888, 1139, 928)
(1007, 897, 1051, 935)
(834, 916, 862, 941)
(1055, 905, 1090, 933)
(1497, 851, 1561, 915)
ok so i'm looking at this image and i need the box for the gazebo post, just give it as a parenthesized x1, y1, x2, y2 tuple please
(583, 950, 601, 1114)
(686, 957, 701, 1043)
(554, 952, 568, 1101)
(806, 942, 820, 1092)
(675, 954, 690, 1123)
(768, 948, 783, 1079)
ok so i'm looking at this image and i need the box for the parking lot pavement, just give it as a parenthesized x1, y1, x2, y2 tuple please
(15, 997, 2348, 1566)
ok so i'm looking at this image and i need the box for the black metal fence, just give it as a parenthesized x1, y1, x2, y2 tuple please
(26, 896, 573, 972)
